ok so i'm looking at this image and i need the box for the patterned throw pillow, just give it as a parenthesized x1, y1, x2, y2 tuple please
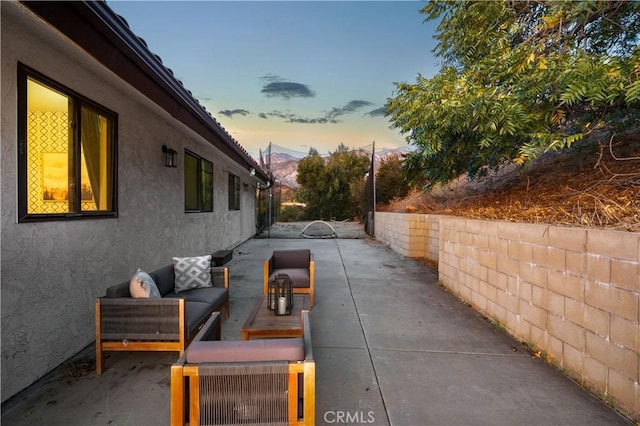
(172, 255, 212, 293)
(129, 269, 161, 299)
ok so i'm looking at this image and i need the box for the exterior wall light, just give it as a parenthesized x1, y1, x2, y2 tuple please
(162, 145, 177, 167)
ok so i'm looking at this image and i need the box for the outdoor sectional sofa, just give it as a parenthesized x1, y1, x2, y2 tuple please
(95, 259, 229, 375)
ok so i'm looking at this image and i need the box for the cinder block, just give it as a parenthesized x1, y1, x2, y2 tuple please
(610, 314, 639, 352)
(563, 343, 584, 373)
(508, 240, 533, 262)
(497, 289, 519, 314)
(549, 226, 587, 252)
(587, 228, 639, 262)
(482, 280, 498, 303)
(608, 368, 640, 416)
(497, 255, 519, 277)
(547, 290, 565, 317)
(519, 261, 548, 288)
(507, 275, 518, 295)
(546, 247, 566, 271)
(611, 259, 639, 292)
(497, 221, 520, 241)
(583, 355, 607, 390)
(487, 269, 508, 291)
(586, 254, 611, 284)
(548, 314, 585, 350)
(518, 281, 532, 302)
(586, 331, 638, 379)
(514, 317, 532, 341)
(564, 298, 584, 328)
(532, 245, 566, 270)
(492, 303, 508, 324)
(460, 230, 473, 246)
(530, 325, 547, 351)
(519, 299, 547, 329)
(565, 250, 585, 276)
(586, 282, 638, 322)
(582, 304, 610, 337)
(471, 291, 488, 311)
(518, 223, 550, 246)
(548, 334, 564, 361)
(532, 286, 547, 309)
(548, 269, 584, 301)
(489, 237, 509, 256)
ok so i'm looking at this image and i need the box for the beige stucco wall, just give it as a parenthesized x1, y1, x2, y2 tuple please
(375, 212, 640, 420)
(1, 2, 261, 401)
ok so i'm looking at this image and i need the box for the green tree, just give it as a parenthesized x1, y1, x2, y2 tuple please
(296, 148, 327, 219)
(376, 154, 411, 205)
(387, 1, 640, 187)
(296, 144, 370, 220)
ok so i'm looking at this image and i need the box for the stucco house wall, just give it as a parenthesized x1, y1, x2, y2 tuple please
(1, 2, 264, 401)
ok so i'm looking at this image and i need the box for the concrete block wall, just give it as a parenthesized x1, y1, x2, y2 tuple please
(375, 212, 441, 261)
(375, 212, 640, 420)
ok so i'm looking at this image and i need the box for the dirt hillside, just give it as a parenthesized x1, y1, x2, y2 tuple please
(381, 130, 640, 232)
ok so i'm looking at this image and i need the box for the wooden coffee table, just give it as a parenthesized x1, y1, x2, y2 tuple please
(241, 294, 310, 340)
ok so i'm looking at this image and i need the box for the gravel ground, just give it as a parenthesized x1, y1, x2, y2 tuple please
(256, 220, 369, 239)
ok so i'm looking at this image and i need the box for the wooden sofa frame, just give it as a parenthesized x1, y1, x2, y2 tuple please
(170, 311, 315, 426)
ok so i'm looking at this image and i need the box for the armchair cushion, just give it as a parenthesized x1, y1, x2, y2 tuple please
(186, 338, 304, 363)
(268, 268, 310, 288)
(272, 249, 310, 269)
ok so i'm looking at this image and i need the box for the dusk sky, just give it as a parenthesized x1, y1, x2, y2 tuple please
(108, 1, 440, 159)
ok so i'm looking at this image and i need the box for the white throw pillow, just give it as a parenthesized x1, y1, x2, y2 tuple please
(129, 269, 161, 299)
(172, 255, 212, 293)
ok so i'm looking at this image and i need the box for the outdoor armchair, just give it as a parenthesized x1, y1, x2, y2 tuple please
(171, 310, 315, 425)
(264, 249, 315, 306)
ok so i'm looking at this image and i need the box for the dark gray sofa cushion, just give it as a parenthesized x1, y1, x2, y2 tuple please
(151, 264, 175, 297)
(105, 281, 131, 298)
(163, 287, 227, 308)
(186, 301, 215, 340)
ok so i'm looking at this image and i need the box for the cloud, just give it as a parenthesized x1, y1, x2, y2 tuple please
(218, 109, 250, 118)
(263, 110, 325, 123)
(259, 100, 375, 124)
(261, 81, 316, 100)
(365, 106, 387, 117)
(326, 100, 373, 120)
(262, 110, 336, 124)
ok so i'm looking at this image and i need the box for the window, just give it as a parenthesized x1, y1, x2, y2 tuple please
(18, 64, 117, 222)
(228, 173, 240, 210)
(185, 150, 213, 212)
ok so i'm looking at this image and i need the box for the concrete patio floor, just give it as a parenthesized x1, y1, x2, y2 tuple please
(1, 233, 633, 425)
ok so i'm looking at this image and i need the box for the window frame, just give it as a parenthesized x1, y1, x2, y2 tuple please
(228, 173, 240, 211)
(17, 63, 118, 222)
(184, 149, 214, 213)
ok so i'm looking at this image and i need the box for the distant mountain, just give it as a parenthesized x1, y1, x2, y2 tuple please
(265, 146, 413, 189)
(263, 153, 301, 188)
